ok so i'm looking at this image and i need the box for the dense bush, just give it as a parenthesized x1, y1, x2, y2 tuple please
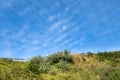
(0, 59, 43, 80)
(100, 67, 120, 80)
(47, 50, 73, 64)
(28, 50, 73, 75)
(57, 60, 70, 72)
(0, 57, 13, 62)
(28, 56, 44, 74)
(0, 50, 120, 80)
(97, 51, 120, 63)
(87, 52, 95, 57)
(96, 51, 120, 66)
(49, 66, 57, 76)
(38, 62, 51, 74)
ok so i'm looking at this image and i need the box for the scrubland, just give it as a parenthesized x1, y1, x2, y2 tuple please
(0, 50, 120, 80)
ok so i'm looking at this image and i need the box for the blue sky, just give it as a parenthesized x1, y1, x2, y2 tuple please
(0, 0, 120, 58)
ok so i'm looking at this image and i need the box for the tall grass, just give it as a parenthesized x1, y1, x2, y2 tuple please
(0, 50, 120, 80)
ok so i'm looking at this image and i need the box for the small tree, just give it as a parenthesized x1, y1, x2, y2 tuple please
(87, 52, 94, 57)
(63, 49, 70, 55)
(57, 60, 70, 72)
(28, 56, 43, 74)
(47, 50, 73, 64)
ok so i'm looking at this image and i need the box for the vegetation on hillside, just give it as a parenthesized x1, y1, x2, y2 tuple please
(97, 51, 120, 66)
(0, 50, 120, 80)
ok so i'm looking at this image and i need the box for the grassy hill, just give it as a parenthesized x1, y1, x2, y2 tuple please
(0, 50, 120, 80)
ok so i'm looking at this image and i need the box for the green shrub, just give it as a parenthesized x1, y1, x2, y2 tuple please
(97, 51, 120, 61)
(28, 56, 43, 74)
(57, 60, 70, 72)
(38, 62, 51, 74)
(97, 51, 120, 66)
(29, 56, 43, 64)
(47, 50, 73, 64)
(87, 52, 94, 57)
(49, 66, 57, 76)
(64, 49, 70, 55)
(1, 58, 13, 62)
(100, 67, 120, 80)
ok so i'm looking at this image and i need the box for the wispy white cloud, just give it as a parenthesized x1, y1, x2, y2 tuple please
(0, 0, 119, 58)
(0, 0, 13, 8)
(5, 24, 29, 42)
(0, 23, 43, 57)
(68, 37, 84, 48)
(39, 9, 48, 15)
(98, 29, 113, 38)
(0, 49, 13, 57)
(92, 46, 120, 53)
(48, 15, 56, 22)
(17, 24, 29, 37)
(80, 0, 88, 7)
(0, 40, 15, 57)
(54, 33, 68, 43)
(68, 41, 79, 47)
(105, 46, 120, 52)
(19, 6, 31, 16)
(49, 21, 62, 31)
(65, 0, 82, 12)
(54, 2, 61, 8)
(19, 47, 40, 58)
(79, 37, 84, 45)
(42, 43, 48, 47)
(60, 37, 74, 46)
(31, 40, 40, 45)
(65, 7, 70, 11)
(58, 26, 67, 33)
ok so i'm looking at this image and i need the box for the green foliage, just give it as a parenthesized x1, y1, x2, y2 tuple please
(100, 67, 120, 80)
(57, 60, 70, 72)
(0, 50, 120, 80)
(28, 56, 52, 74)
(29, 56, 43, 64)
(64, 49, 70, 55)
(97, 51, 120, 65)
(97, 51, 120, 61)
(38, 62, 51, 74)
(47, 50, 73, 64)
(28, 56, 43, 74)
(0, 57, 13, 62)
(0, 59, 43, 80)
(49, 66, 57, 76)
(87, 52, 94, 57)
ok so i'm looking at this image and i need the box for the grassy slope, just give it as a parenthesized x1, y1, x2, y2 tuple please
(42, 54, 119, 80)
(0, 59, 42, 80)
(0, 54, 120, 80)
